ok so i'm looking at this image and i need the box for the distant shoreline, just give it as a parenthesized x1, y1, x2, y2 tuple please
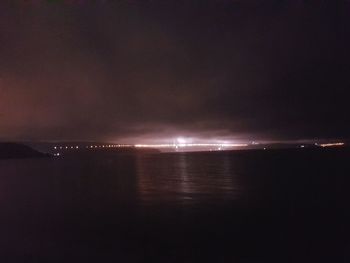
(0, 143, 49, 160)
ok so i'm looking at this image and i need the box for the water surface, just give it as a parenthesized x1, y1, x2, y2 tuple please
(0, 149, 349, 262)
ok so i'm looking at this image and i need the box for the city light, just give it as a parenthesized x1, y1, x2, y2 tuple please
(318, 142, 345, 148)
(134, 143, 248, 148)
(53, 141, 346, 153)
(53, 141, 248, 152)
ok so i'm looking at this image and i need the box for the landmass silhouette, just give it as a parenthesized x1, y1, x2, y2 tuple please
(0, 143, 48, 159)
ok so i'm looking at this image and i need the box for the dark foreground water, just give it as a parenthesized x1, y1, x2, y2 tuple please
(0, 148, 350, 263)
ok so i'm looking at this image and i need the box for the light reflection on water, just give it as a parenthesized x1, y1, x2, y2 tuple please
(136, 152, 240, 204)
(0, 149, 349, 262)
(0, 152, 242, 211)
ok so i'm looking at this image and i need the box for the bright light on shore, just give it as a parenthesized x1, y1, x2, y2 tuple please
(177, 137, 187, 144)
(318, 142, 345, 148)
(134, 143, 248, 148)
(53, 141, 248, 152)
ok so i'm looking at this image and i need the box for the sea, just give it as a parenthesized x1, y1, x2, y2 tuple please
(0, 148, 349, 263)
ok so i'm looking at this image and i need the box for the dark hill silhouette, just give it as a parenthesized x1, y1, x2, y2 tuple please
(0, 143, 48, 159)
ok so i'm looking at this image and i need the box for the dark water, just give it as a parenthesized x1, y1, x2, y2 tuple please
(1, 148, 350, 263)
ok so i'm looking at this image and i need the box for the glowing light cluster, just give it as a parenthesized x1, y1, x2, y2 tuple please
(134, 143, 248, 148)
(55, 145, 80, 150)
(54, 144, 132, 150)
(318, 142, 345, 148)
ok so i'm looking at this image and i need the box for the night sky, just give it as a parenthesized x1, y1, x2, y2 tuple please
(0, 0, 349, 143)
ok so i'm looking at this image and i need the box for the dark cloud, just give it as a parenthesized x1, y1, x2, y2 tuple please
(0, 0, 349, 143)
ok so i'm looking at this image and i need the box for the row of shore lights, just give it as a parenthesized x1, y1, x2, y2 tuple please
(54, 144, 131, 150)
